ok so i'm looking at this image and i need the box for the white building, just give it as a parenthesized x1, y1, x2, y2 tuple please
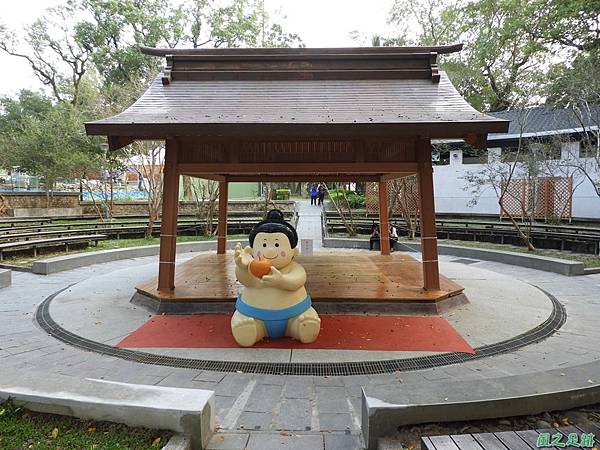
(432, 106, 600, 220)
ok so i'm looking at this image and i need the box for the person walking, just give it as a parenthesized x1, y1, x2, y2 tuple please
(309, 184, 318, 206)
(317, 184, 326, 206)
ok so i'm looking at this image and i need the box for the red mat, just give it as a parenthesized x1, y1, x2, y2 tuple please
(117, 315, 474, 354)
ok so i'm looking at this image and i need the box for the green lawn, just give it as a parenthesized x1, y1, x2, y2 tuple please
(0, 401, 172, 450)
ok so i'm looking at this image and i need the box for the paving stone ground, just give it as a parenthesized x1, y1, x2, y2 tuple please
(0, 203, 599, 449)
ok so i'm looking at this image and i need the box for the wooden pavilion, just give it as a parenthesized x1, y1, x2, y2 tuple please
(85, 45, 508, 312)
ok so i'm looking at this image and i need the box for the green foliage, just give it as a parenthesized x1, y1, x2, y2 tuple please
(386, 0, 599, 112)
(275, 188, 291, 200)
(0, 90, 103, 189)
(74, 0, 303, 86)
(0, 0, 303, 189)
(544, 50, 600, 106)
(328, 189, 365, 209)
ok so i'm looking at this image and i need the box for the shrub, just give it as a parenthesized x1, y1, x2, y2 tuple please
(275, 188, 291, 200)
(328, 189, 365, 209)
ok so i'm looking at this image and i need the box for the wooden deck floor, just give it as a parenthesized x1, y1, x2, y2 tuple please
(137, 252, 464, 305)
(421, 422, 600, 449)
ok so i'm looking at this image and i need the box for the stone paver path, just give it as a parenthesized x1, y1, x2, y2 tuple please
(295, 199, 323, 249)
(1, 226, 600, 448)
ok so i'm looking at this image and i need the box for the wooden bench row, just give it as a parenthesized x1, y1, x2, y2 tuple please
(0, 210, 293, 228)
(0, 219, 204, 234)
(325, 218, 600, 255)
(0, 220, 266, 245)
(0, 234, 107, 261)
(324, 212, 600, 237)
(0, 213, 293, 233)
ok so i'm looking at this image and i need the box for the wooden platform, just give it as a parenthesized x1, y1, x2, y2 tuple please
(135, 252, 465, 314)
(421, 423, 600, 449)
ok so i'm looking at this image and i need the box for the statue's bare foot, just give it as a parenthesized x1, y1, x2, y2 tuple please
(288, 307, 321, 343)
(231, 312, 265, 347)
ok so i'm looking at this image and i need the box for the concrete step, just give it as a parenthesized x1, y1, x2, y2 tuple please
(0, 368, 215, 449)
(0, 268, 10, 288)
(31, 239, 245, 275)
(361, 361, 600, 449)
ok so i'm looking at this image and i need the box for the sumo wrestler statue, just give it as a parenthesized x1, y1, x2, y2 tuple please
(232, 209, 321, 347)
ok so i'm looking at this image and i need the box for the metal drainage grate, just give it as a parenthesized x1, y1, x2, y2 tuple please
(450, 258, 481, 265)
(35, 285, 566, 376)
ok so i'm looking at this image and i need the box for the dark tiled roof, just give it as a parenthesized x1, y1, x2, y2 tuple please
(85, 46, 508, 145)
(489, 105, 600, 136)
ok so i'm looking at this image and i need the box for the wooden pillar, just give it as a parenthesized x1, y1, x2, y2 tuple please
(378, 180, 391, 255)
(217, 181, 228, 254)
(417, 138, 440, 290)
(157, 139, 180, 291)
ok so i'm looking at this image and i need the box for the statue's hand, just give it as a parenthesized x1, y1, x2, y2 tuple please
(234, 243, 253, 268)
(261, 267, 283, 287)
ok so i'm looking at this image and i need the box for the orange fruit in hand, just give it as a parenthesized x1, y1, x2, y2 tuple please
(249, 256, 272, 278)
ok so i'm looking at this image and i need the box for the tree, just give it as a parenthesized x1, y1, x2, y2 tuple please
(528, 0, 600, 52)
(0, 4, 92, 104)
(1, 0, 303, 223)
(127, 142, 164, 238)
(75, 0, 177, 86)
(0, 97, 102, 202)
(388, 176, 420, 239)
(326, 186, 357, 237)
(385, 0, 583, 111)
(543, 39, 599, 198)
(462, 142, 537, 250)
(192, 179, 219, 236)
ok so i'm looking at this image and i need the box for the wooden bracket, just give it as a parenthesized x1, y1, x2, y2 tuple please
(108, 136, 134, 151)
(430, 53, 440, 83)
(162, 55, 173, 85)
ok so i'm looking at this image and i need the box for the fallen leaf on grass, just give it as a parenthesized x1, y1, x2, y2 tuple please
(152, 437, 162, 446)
(51, 428, 59, 439)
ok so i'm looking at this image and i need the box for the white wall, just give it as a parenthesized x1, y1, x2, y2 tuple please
(433, 144, 600, 219)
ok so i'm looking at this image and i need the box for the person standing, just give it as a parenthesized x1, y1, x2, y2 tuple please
(369, 224, 380, 250)
(309, 184, 318, 206)
(317, 184, 325, 206)
(389, 223, 399, 252)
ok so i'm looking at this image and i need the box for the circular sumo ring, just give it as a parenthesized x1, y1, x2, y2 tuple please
(231, 209, 321, 347)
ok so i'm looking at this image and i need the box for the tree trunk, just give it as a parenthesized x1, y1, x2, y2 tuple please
(182, 176, 193, 200)
(325, 186, 356, 236)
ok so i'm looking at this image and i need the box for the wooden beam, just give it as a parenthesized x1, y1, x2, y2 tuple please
(158, 139, 180, 291)
(217, 181, 228, 254)
(86, 122, 508, 141)
(178, 162, 419, 174)
(220, 174, 385, 182)
(379, 172, 417, 181)
(181, 172, 227, 182)
(417, 138, 440, 290)
(378, 181, 391, 255)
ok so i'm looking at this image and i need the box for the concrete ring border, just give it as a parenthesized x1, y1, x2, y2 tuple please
(35, 284, 566, 376)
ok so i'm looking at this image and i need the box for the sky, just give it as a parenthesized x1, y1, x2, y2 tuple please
(0, 0, 397, 97)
